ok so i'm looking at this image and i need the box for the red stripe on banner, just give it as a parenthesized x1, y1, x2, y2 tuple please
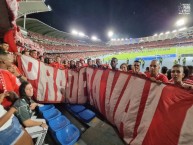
(90, 69, 98, 108)
(70, 75, 74, 98)
(119, 100, 130, 138)
(28, 62, 32, 72)
(113, 74, 132, 122)
(109, 71, 121, 101)
(142, 86, 193, 145)
(34, 60, 40, 100)
(53, 68, 58, 102)
(125, 100, 130, 112)
(129, 80, 151, 144)
(99, 69, 110, 117)
(77, 71, 79, 103)
(44, 82, 49, 102)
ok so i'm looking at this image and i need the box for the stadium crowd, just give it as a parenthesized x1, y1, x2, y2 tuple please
(1, 33, 193, 145)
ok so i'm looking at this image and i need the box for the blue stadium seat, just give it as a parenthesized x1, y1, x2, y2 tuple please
(56, 124, 80, 145)
(69, 104, 86, 113)
(39, 104, 55, 113)
(78, 109, 96, 123)
(49, 115, 70, 133)
(43, 109, 61, 122)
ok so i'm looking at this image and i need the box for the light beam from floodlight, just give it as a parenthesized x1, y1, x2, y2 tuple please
(176, 18, 186, 27)
(78, 32, 85, 37)
(108, 31, 114, 38)
(72, 30, 78, 35)
(178, 27, 187, 31)
(165, 31, 170, 34)
(91, 36, 98, 41)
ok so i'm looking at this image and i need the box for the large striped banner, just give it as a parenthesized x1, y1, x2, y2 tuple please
(20, 55, 193, 144)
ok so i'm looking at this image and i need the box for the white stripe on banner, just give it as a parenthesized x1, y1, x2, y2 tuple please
(107, 73, 129, 124)
(105, 71, 115, 119)
(121, 76, 146, 143)
(37, 62, 55, 101)
(178, 105, 193, 145)
(21, 55, 39, 80)
(91, 70, 103, 111)
(130, 83, 166, 145)
(55, 69, 66, 102)
(86, 68, 94, 105)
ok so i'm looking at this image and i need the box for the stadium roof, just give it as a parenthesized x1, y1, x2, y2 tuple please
(17, 0, 51, 18)
(17, 18, 80, 40)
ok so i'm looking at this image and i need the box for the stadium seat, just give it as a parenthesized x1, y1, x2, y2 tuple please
(42, 109, 61, 122)
(78, 109, 96, 123)
(48, 115, 70, 133)
(39, 104, 55, 113)
(55, 124, 80, 145)
(69, 104, 86, 113)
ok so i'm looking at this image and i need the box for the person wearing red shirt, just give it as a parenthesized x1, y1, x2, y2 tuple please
(128, 60, 146, 76)
(51, 56, 65, 70)
(147, 60, 168, 83)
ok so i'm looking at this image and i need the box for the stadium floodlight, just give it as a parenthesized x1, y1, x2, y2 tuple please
(176, 18, 186, 27)
(72, 30, 78, 35)
(178, 27, 187, 31)
(172, 30, 177, 33)
(121, 38, 124, 41)
(91, 36, 98, 41)
(108, 30, 114, 38)
(117, 38, 120, 41)
(159, 32, 163, 35)
(78, 32, 85, 37)
(47, 5, 52, 11)
(154, 34, 158, 36)
(165, 31, 170, 34)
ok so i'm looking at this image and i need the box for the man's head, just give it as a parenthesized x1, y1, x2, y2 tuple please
(30, 50, 38, 59)
(171, 64, 184, 84)
(96, 59, 101, 66)
(0, 50, 12, 70)
(80, 58, 85, 65)
(87, 58, 92, 66)
(132, 60, 141, 73)
(150, 60, 160, 76)
(111, 57, 118, 70)
(56, 56, 61, 63)
(48, 58, 53, 64)
(0, 42, 9, 52)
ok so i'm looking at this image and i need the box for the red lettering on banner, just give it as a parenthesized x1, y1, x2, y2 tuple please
(66, 70, 79, 103)
(37, 63, 55, 101)
(113, 76, 146, 143)
(77, 68, 87, 104)
(142, 86, 193, 145)
(21, 56, 39, 80)
(90, 69, 103, 110)
(99, 69, 110, 117)
(86, 67, 94, 102)
(55, 69, 67, 102)
(28, 62, 32, 72)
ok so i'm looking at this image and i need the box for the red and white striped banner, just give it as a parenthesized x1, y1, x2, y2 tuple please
(20, 56, 193, 144)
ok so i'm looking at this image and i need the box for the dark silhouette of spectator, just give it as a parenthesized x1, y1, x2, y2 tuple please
(161, 66, 168, 76)
(167, 69, 172, 80)
(110, 57, 118, 70)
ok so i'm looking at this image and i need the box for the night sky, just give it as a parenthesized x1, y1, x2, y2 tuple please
(29, 0, 193, 41)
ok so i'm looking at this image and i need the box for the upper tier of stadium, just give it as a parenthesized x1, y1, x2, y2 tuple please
(16, 0, 193, 48)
